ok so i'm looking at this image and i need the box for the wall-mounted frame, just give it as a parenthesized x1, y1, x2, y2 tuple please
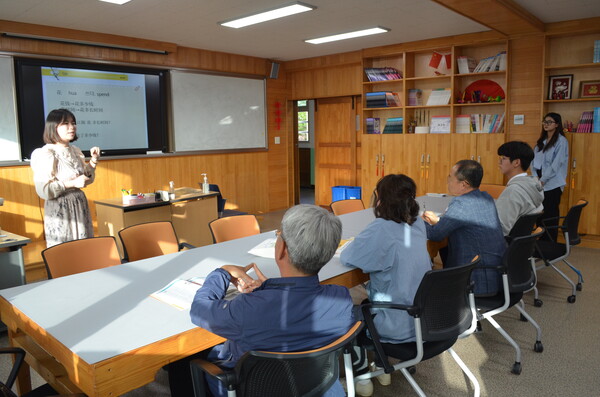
(579, 80, 600, 98)
(548, 74, 573, 100)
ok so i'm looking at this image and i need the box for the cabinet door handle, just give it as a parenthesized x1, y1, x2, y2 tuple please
(426, 154, 430, 164)
(420, 154, 425, 178)
(572, 159, 577, 169)
(375, 154, 379, 176)
(470, 155, 474, 161)
(381, 154, 385, 177)
(477, 155, 481, 163)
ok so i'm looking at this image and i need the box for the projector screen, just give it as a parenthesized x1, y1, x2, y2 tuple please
(15, 58, 168, 159)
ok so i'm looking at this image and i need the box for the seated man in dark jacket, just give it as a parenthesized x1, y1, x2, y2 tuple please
(423, 160, 506, 296)
(190, 204, 355, 397)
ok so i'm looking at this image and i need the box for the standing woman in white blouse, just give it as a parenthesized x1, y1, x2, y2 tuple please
(531, 112, 569, 242)
(31, 109, 101, 247)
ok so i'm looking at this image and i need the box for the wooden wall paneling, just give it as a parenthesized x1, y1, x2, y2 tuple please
(506, 34, 544, 140)
(569, 134, 600, 235)
(360, 134, 381, 208)
(425, 134, 451, 194)
(403, 135, 428, 196)
(476, 134, 505, 184)
(290, 64, 362, 100)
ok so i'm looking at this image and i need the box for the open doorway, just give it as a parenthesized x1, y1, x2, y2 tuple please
(297, 99, 315, 205)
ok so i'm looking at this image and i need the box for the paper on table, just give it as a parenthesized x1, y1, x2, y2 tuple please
(151, 277, 237, 310)
(334, 238, 354, 257)
(248, 238, 277, 259)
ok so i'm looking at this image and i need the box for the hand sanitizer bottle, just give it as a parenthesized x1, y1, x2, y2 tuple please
(169, 181, 175, 200)
(201, 173, 210, 194)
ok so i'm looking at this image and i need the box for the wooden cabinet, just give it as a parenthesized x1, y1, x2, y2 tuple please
(542, 32, 600, 232)
(361, 41, 507, 198)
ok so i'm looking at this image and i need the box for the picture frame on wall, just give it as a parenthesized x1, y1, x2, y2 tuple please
(579, 80, 600, 98)
(548, 74, 573, 100)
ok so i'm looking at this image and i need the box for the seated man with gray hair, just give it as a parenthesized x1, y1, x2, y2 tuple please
(189, 204, 355, 397)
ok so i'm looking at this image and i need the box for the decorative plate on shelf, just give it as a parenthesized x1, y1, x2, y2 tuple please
(463, 80, 505, 103)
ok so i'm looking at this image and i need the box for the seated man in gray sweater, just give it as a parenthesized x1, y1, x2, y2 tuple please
(496, 141, 544, 235)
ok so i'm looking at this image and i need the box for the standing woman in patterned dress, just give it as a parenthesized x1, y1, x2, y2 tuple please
(31, 109, 101, 247)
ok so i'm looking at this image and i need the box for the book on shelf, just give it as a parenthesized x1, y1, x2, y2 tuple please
(408, 89, 423, 106)
(594, 107, 600, 133)
(473, 52, 507, 73)
(594, 41, 600, 63)
(457, 56, 477, 74)
(383, 117, 403, 134)
(426, 88, 451, 106)
(364, 67, 402, 82)
(366, 91, 401, 108)
(576, 111, 594, 133)
(430, 115, 451, 133)
(366, 117, 381, 134)
(468, 113, 505, 133)
(456, 115, 471, 133)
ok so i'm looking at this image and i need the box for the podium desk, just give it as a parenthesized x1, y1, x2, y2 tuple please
(0, 209, 371, 397)
(95, 188, 218, 256)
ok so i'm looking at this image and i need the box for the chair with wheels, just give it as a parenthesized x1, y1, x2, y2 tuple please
(353, 258, 480, 397)
(209, 215, 260, 244)
(330, 199, 365, 216)
(479, 183, 505, 199)
(534, 199, 587, 303)
(0, 347, 85, 396)
(118, 221, 195, 262)
(475, 228, 545, 375)
(189, 321, 363, 397)
(41, 236, 121, 279)
(507, 212, 543, 307)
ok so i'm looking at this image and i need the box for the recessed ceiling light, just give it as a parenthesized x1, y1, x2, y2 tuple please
(305, 27, 390, 44)
(99, 0, 131, 4)
(220, 2, 316, 29)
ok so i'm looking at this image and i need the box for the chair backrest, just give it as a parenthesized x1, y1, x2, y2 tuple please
(234, 321, 363, 397)
(505, 227, 545, 293)
(507, 212, 540, 240)
(0, 347, 24, 397)
(41, 236, 121, 279)
(119, 221, 180, 262)
(209, 215, 260, 243)
(330, 199, 365, 216)
(562, 199, 588, 246)
(413, 258, 478, 342)
(479, 183, 505, 199)
(208, 183, 226, 215)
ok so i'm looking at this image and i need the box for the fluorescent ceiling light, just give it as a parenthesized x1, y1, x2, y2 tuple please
(305, 27, 390, 44)
(99, 0, 131, 4)
(220, 2, 315, 28)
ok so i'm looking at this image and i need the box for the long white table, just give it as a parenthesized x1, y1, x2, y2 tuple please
(0, 209, 376, 397)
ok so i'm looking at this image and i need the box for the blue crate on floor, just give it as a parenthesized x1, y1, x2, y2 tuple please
(331, 186, 362, 202)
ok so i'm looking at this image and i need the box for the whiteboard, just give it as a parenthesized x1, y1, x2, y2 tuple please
(170, 71, 267, 152)
(0, 56, 20, 162)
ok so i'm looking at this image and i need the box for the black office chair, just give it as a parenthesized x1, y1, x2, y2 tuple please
(0, 347, 83, 397)
(534, 199, 588, 303)
(207, 184, 247, 218)
(507, 212, 543, 307)
(190, 322, 363, 397)
(475, 228, 545, 375)
(354, 259, 480, 397)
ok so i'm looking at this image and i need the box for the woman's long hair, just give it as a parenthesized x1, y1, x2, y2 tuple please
(373, 174, 419, 225)
(536, 112, 564, 152)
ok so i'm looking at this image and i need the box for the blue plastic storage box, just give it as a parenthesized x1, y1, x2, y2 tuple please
(331, 186, 362, 202)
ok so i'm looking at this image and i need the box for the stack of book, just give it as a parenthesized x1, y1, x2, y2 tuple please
(426, 89, 452, 106)
(594, 41, 600, 63)
(366, 118, 381, 134)
(408, 89, 423, 106)
(366, 92, 401, 108)
(468, 113, 505, 133)
(383, 117, 403, 134)
(364, 67, 402, 81)
(473, 51, 507, 73)
(575, 111, 594, 132)
(455, 114, 471, 133)
(456, 56, 478, 74)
